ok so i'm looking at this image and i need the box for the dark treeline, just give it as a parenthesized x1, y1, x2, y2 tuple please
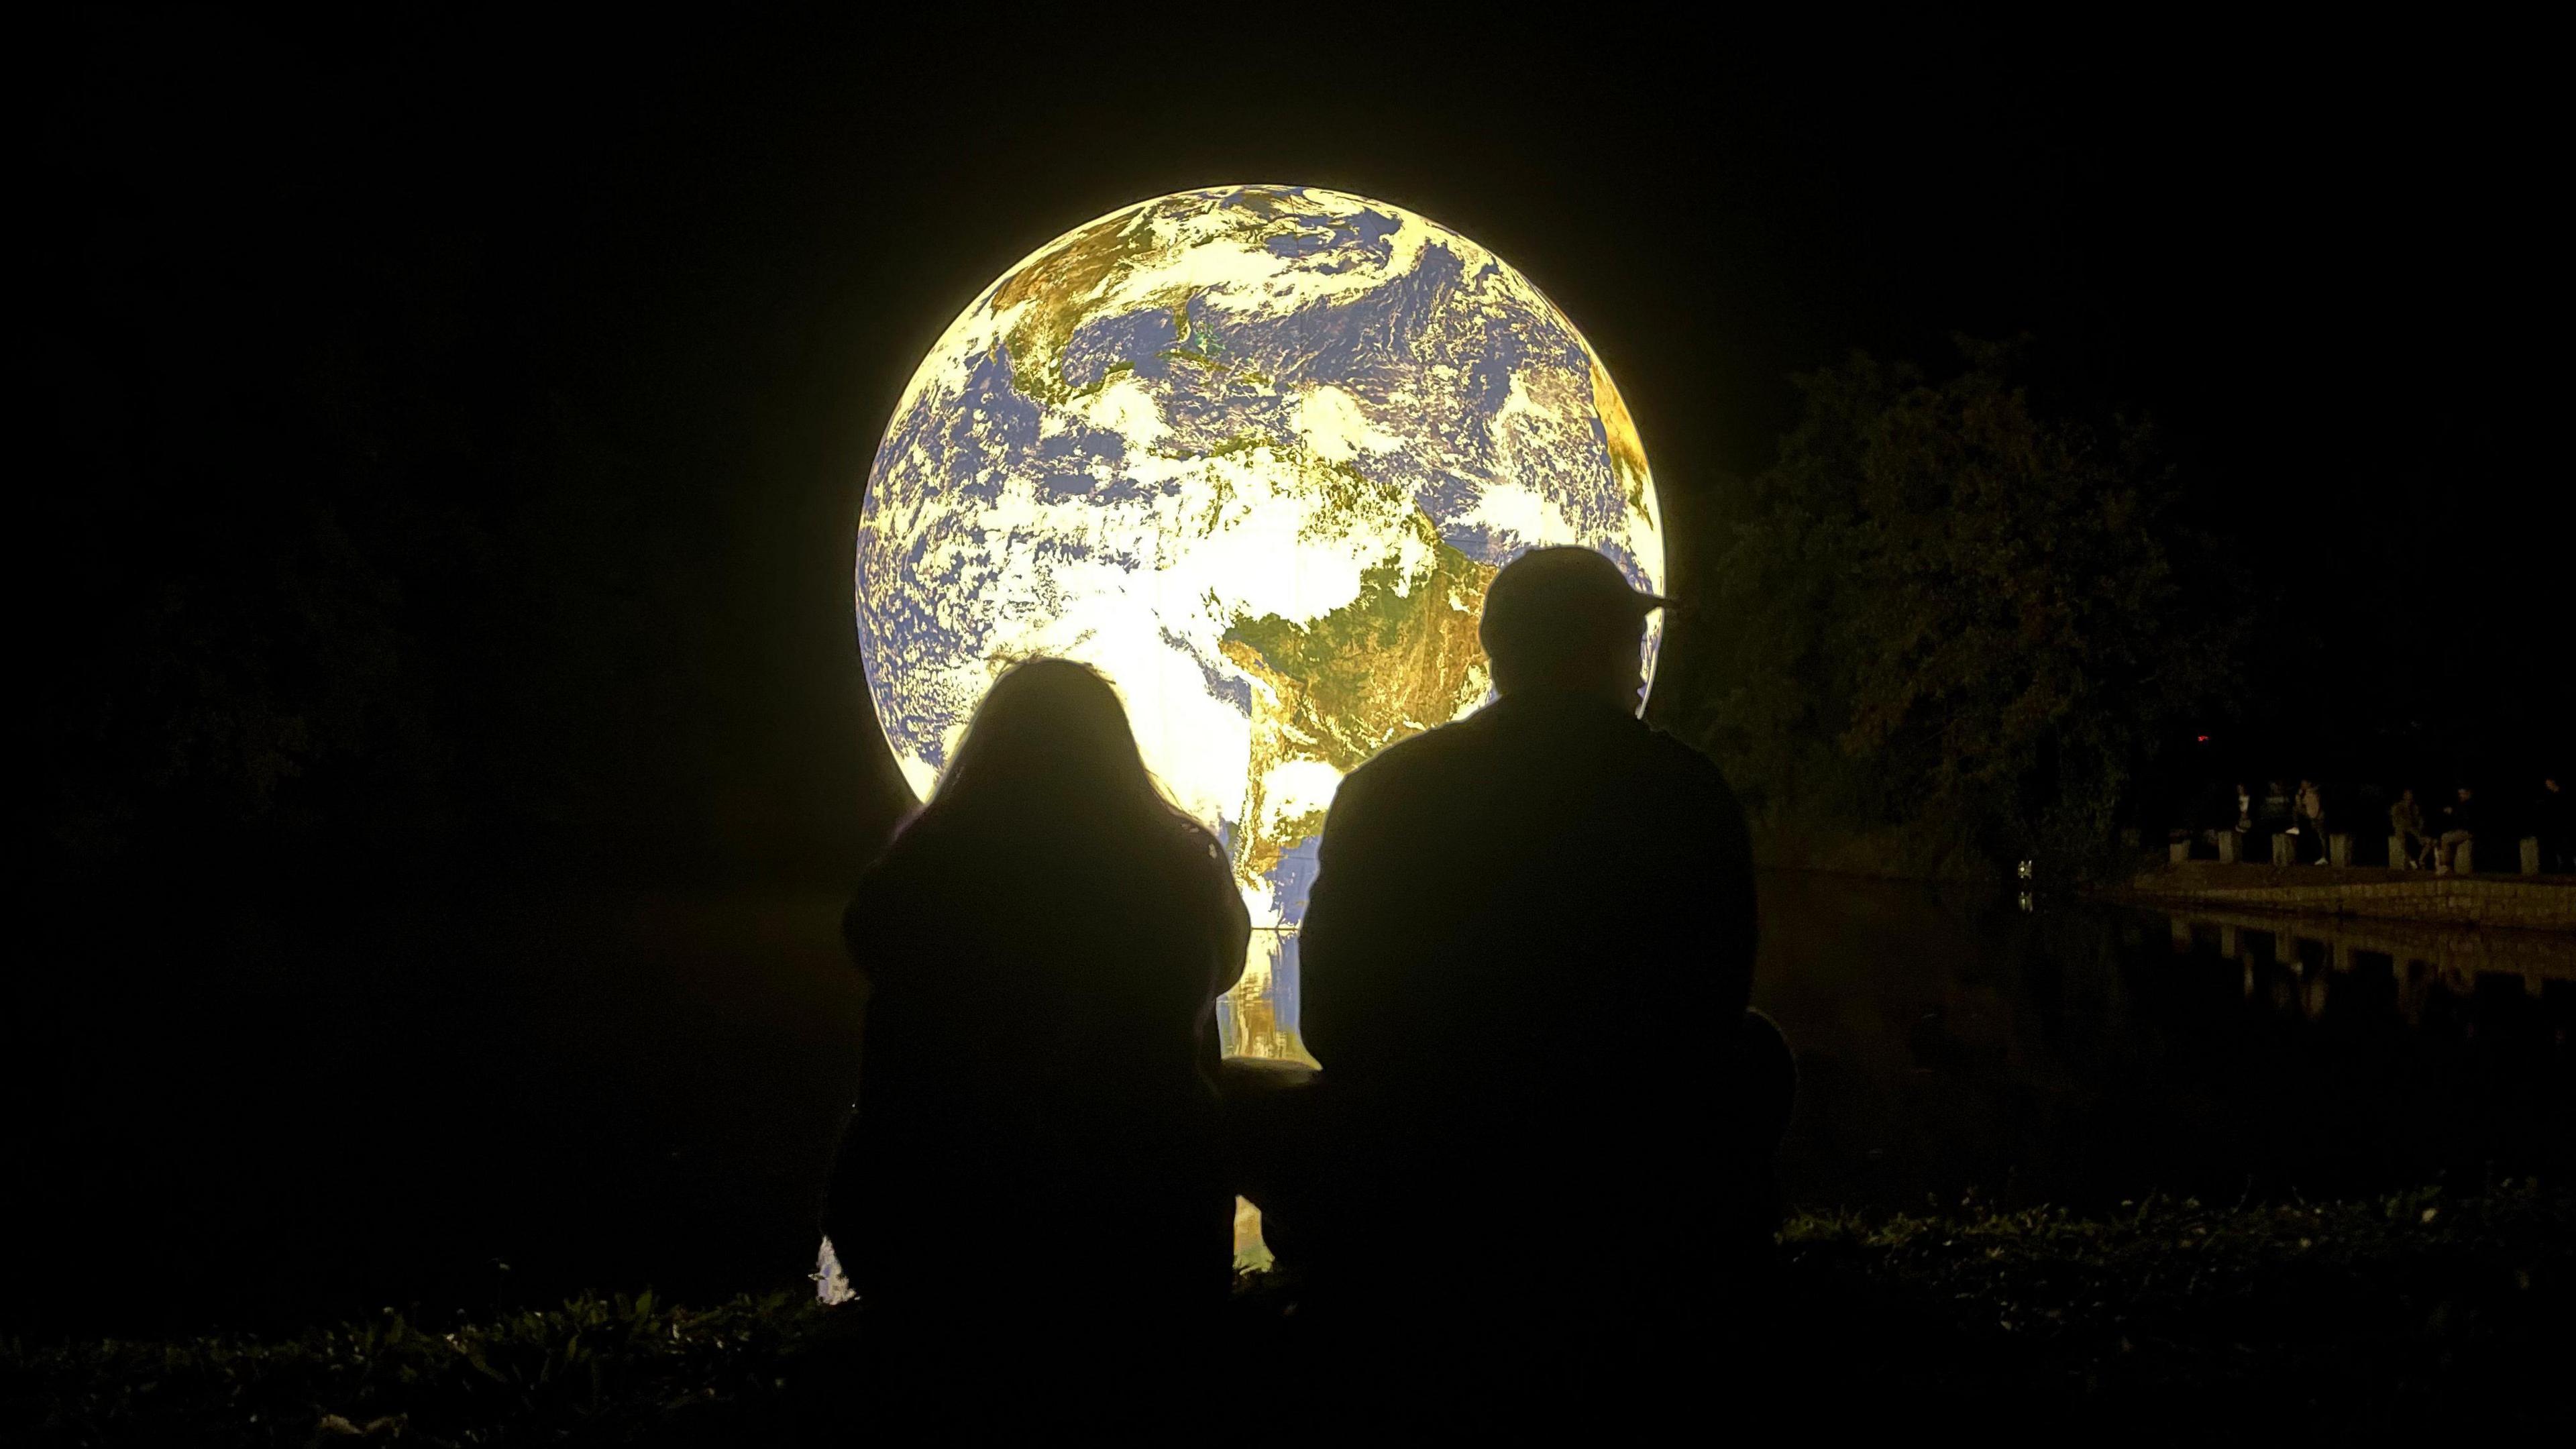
(30, 16, 914, 912)
(1674, 339, 2241, 879)
(1664, 336, 2566, 881)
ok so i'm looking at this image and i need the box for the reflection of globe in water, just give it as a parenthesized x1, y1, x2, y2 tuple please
(854, 184, 1664, 1063)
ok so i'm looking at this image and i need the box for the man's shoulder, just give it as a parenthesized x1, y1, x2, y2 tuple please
(1593, 712, 1737, 802)
(1358, 704, 1731, 775)
(1338, 716, 1484, 802)
(1632, 715, 1727, 772)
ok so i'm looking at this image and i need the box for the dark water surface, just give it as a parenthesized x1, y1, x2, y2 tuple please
(12, 873, 2571, 1336)
(1756, 874, 2573, 1214)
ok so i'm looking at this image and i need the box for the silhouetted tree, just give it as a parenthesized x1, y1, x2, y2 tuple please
(1688, 339, 2237, 877)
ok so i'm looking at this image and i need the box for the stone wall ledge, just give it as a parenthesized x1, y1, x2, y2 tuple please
(2104, 864, 2576, 933)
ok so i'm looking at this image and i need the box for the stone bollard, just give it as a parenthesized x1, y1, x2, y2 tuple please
(2270, 833, 2295, 866)
(2329, 833, 2353, 867)
(2387, 834, 2410, 869)
(2217, 830, 2241, 864)
(2524, 837, 2543, 875)
(2169, 839, 2191, 863)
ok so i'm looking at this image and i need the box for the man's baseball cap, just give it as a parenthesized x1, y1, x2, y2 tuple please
(1477, 546, 1672, 659)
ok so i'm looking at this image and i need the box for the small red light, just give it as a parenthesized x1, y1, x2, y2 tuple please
(2195, 734, 2210, 743)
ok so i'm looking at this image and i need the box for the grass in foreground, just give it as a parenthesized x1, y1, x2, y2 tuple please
(6, 1183, 2569, 1444)
(1771, 1181, 2571, 1436)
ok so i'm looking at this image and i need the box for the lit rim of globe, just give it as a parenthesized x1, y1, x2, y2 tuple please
(853, 184, 1664, 1061)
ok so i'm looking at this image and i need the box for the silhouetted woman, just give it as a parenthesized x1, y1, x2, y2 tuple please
(820, 659, 1247, 1349)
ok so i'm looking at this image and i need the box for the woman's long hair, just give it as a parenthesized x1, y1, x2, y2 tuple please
(906, 657, 1201, 847)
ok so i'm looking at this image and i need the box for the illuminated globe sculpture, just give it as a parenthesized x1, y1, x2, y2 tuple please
(854, 184, 1665, 1063)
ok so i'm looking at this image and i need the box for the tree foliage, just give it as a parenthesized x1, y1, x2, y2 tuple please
(1686, 340, 2235, 878)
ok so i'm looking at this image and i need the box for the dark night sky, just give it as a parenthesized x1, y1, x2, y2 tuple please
(35, 11, 2564, 887)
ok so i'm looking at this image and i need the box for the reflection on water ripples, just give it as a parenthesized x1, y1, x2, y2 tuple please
(1753, 874, 2573, 1215)
(2167, 906, 2576, 1022)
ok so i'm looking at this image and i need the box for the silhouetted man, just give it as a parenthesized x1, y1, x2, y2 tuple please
(2258, 779, 2294, 858)
(2295, 778, 2328, 864)
(2436, 785, 2478, 874)
(2391, 788, 2430, 869)
(1233, 547, 1786, 1348)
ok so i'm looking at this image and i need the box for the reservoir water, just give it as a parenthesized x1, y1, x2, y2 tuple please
(1756, 873, 2572, 1213)
(12, 873, 2571, 1335)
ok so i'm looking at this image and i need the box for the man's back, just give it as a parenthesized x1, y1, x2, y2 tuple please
(1298, 693, 1757, 1222)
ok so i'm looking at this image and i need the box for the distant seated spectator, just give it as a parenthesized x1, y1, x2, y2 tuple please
(2540, 775, 2571, 873)
(2390, 788, 2430, 869)
(2294, 778, 2328, 864)
(2259, 780, 2294, 833)
(2434, 786, 2478, 875)
(2201, 782, 2253, 855)
(2257, 779, 2292, 860)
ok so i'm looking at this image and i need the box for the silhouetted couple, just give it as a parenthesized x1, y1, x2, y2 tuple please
(821, 547, 1790, 1421)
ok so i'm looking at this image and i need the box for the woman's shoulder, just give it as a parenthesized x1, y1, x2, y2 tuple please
(1152, 811, 1231, 877)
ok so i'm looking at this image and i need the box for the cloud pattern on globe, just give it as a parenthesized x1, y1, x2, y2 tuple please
(855, 184, 1664, 1054)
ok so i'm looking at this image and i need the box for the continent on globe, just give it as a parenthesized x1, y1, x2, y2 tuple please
(854, 184, 1665, 1063)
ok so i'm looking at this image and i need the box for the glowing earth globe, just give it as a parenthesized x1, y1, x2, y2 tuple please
(853, 184, 1664, 1061)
